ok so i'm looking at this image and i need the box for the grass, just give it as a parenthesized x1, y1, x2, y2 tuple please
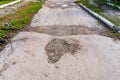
(0, 0, 15, 5)
(110, 0, 120, 6)
(75, 0, 120, 38)
(107, 0, 120, 9)
(76, 0, 120, 25)
(76, 0, 104, 13)
(0, 2, 43, 47)
(76, 0, 107, 12)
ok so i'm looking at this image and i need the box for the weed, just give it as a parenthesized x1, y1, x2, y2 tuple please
(0, 0, 15, 5)
(0, 2, 43, 49)
(76, 0, 120, 36)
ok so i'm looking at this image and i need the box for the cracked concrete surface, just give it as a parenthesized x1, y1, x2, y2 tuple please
(0, 0, 120, 80)
(0, 32, 120, 80)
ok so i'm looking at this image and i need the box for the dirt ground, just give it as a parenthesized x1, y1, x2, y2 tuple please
(0, 0, 120, 80)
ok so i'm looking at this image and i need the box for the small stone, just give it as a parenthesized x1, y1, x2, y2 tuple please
(3, 23, 12, 27)
(12, 62, 16, 65)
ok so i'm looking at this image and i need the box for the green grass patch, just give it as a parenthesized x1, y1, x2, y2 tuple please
(76, 0, 120, 25)
(0, 0, 15, 5)
(0, 2, 43, 46)
(109, 0, 120, 6)
(76, 0, 107, 13)
(76, 0, 120, 36)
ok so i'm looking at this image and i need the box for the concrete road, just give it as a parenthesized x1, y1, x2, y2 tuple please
(0, 0, 120, 80)
(31, 0, 108, 36)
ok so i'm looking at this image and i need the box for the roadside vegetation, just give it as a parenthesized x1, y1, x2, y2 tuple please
(75, 0, 120, 38)
(0, 2, 43, 50)
(75, 0, 118, 25)
(76, 0, 106, 13)
(109, 0, 120, 7)
(76, 0, 120, 25)
(0, 0, 15, 5)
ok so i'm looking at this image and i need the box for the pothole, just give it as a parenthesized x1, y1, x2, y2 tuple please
(45, 38, 80, 63)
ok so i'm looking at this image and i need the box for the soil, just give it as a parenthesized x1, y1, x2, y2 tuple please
(45, 38, 80, 63)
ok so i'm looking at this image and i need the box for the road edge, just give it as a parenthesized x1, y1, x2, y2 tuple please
(0, 0, 21, 8)
(76, 3, 120, 33)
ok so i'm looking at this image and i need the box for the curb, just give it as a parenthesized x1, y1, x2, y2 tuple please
(0, 0, 21, 8)
(76, 3, 120, 33)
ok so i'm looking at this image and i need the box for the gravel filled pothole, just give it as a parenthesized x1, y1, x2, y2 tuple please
(45, 38, 80, 63)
